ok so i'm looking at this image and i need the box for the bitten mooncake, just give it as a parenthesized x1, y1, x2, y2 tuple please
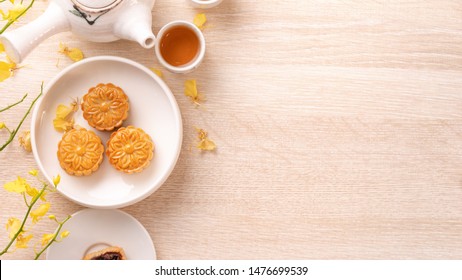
(81, 83, 129, 131)
(57, 128, 104, 176)
(106, 126, 154, 174)
(83, 246, 127, 260)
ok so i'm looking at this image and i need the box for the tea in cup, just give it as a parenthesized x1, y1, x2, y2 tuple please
(155, 20, 206, 73)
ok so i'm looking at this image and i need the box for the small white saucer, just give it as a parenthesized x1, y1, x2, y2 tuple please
(46, 209, 156, 260)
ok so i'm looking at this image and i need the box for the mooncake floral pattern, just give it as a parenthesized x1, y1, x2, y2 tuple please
(106, 126, 154, 174)
(81, 83, 129, 131)
(57, 128, 104, 176)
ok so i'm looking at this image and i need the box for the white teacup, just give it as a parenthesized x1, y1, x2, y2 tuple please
(189, 0, 223, 9)
(155, 20, 206, 74)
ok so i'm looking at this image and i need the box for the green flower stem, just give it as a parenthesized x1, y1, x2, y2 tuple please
(0, 94, 27, 113)
(34, 215, 71, 260)
(0, 82, 43, 152)
(0, 0, 36, 34)
(0, 183, 47, 256)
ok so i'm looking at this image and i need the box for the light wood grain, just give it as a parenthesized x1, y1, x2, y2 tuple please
(1, 0, 462, 259)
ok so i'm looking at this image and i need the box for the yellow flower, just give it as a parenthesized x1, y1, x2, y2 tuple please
(0, 60, 16, 82)
(193, 13, 207, 29)
(28, 169, 38, 176)
(196, 128, 216, 151)
(60, 230, 70, 238)
(53, 175, 61, 187)
(0, 4, 26, 22)
(53, 103, 77, 132)
(59, 43, 84, 62)
(3, 176, 29, 193)
(48, 214, 56, 220)
(6, 217, 21, 239)
(15, 233, 33, 249)
(184, 79, 205, 105)
(41, 233, 55, 247)
(0, 122, 5, 129)
(30, 203, 50, 224)
(18, 130, 32, 152)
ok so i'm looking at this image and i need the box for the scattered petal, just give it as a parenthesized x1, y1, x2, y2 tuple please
(30, 203, 50, 224)
(0, 42, 4, 53)
(15, 233, 33, 249)
(184, 79, 205, 105)
(41, 233, 54, 247)
(0, 122, 5, 129)
(53, 102, 77, 132)
(150, 68, 163, 78)
(6, 217, 21, 239)
(59, 43, 84, 62)
(196, 128, 216, 151)
(18, 130, 32, 152)
(193, 13, 207, 29)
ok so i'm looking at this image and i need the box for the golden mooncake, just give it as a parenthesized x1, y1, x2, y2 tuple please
(81, 83, 129, 131)
(106, 126, 154, 174)
(57, 128, 104, 176)
(83, 246, 127, 260)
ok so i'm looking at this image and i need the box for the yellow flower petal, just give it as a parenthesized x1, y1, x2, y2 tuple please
(59, 43, 84, 62)
(48, 214, 56, 220)
(0, 42, 4, 53)
(193, 13, 207, 29)
(30, 203, 50, 224)
(25, 184, 39, 198)
(41, 233, 55, 247)
(60, 230, 70, 238)
(28, 169, 38, 176)
(185, 79, 198, 99)
(6, 217, 21, 239)
(53, 118, 74, 132)
(15, 234, 33, 249)
(196, 128, 216, 151)
(53, 175, 61, 187)
(3, 176, 29, 193)
(55, 104, 73, 119)
(0, 60, 14, 82)
(1, 4, 26, 22)
(0, 122, 5, 129)
(184, 79, 205, 105)
(18, 130, 32, 152)
(150, 68, 163, 78)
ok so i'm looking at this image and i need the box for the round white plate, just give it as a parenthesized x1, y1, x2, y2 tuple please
(46, 209, 156, 260)
(31, 56, 182, 208)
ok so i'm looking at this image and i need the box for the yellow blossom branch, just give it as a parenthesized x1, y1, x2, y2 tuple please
(0, 0, 36, 34)
(0, 93, 27, 113)
(34, 215, 71, 260)
(0, 182, 47, 256)
(0, 82, 43, 152)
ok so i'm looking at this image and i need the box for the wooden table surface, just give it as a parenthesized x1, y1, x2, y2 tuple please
(1, 0, 462, 260)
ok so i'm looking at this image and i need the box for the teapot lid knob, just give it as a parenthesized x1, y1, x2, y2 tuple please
(71, 0, 123, 13)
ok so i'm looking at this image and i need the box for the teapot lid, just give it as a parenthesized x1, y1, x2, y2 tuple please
(71, 0, 123, 13)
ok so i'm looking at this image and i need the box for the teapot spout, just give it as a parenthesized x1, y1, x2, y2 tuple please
(0, 2, 70, 63)
(113, 2, 156, 49)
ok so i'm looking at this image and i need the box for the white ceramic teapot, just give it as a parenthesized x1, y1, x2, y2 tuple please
(0, 0, 156, 63)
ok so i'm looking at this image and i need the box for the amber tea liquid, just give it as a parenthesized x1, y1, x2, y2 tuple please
(160, 26, 199, 67)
